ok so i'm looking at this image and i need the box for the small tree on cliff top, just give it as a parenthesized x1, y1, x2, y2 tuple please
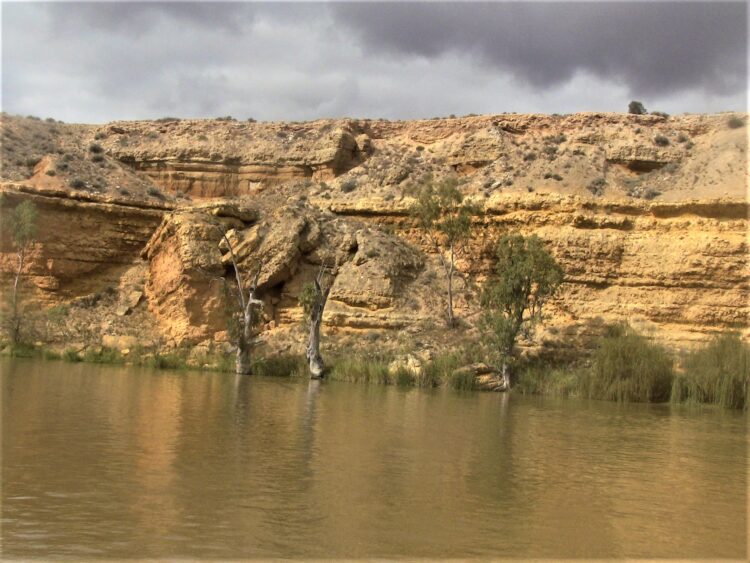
(479, 233, 563, 386)
(3, 200, 38, 343)
(409, 175, 478, 327)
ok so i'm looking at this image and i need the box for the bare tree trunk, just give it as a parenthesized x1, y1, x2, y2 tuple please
(500, 360, 511, 390)
(446, 244, 455, 328)
(236, 305, 254, 375)
(306, 273, 331, 379)
(11, 250, 25, 344)
(216, 226, 263, 376)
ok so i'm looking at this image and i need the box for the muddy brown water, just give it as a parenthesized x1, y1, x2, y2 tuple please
(1, 358, 747, 559)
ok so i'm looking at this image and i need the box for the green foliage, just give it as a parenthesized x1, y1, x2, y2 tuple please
(628, 100, 646, 115)
(727, 116, 745, 129)
(63, 348, 82, 362)
(409, 175, 476, 246)
(448, 368, 477, 391)
(672, 334, 749, 409)
(82, 346, 124, 364)
(479, 234, 563, 364)
(298, 282, 318, 319)
(328, 355, 393, 384)
(251, 354, 307, 378)
(7, 200, 38, 249)
(515, 362, 585, 397)
(582, 324, 674, 402)
(421, 351, 463, 388)
(146, 351, 188, 370)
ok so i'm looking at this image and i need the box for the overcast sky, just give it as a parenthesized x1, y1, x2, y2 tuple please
(2, 1, 747, 123)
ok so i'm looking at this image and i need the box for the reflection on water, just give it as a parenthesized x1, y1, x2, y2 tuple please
(1, 358, 747, 558)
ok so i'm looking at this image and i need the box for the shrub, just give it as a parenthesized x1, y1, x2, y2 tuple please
(727, 116, 744, 129)
(523, 151, 537, 162)
(91, 154, 104, 163)
(341, 178, 357, 193)
(251, 354, 306, 378)
(88, 143, 103, 154)
(94, 132, 106, 140)
(147, 186, 165, 200)
(628, 101, 646, 115)
(146, 351, 188, 370)
(676, 132, 689, 143)
(155, 117, 180, 123)
(83, 346, 123, 364)
(583, 324, 674, 403)
(672, 334, 749, 409)
(45, 169, 56, 176)
(653, 135, 670, 147)
(69, 178, 86, 189)
(651, 111, 669, 118)
(587, 177, 606, 196)
(63, 348, 82, 362)
(25, 157, 41, 168)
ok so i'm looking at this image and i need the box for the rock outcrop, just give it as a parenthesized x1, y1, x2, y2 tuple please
(1, 111, 746, 352)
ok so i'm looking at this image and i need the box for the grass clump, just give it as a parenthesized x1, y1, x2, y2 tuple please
(146, 351, 188, 370)
(63, 348, 82, 362)
(328, 355, 392, 384)
(672, 334, 749, 410)
(82, 346, 124, 364)
(420, 352, 463, 389)
(251, 354, 306, 378)
(582, 324, 674, 403)
(515, 363, 585, 398)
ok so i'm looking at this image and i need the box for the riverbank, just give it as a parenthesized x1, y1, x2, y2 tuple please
(2, 327, 747, 409)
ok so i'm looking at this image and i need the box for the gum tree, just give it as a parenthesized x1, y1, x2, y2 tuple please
(479, 233, 563, 387)
(410, 175, 477, 327)
(215, 226, 264, 375)
(5, 200, 38, 343)
(298, 264, 335, 379)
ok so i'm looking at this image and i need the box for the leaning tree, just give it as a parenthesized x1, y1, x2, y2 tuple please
(479, 233, 564, 387)
(215, 226, 264, 375)
(299, 264, 335, 379)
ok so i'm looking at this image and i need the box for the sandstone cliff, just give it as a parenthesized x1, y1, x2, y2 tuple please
(1, 111, 747, 354)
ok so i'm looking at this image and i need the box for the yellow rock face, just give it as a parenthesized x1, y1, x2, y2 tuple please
(1, 111, 747, 351)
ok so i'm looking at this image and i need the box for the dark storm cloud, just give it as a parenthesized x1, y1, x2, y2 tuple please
(332, 1, 748, 96)
(1, 1, 746, 122)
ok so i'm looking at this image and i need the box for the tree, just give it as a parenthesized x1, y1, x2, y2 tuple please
(479, 234, 563, 387)
(5, 200, 38, 343)
(299, 264, 335, 379)
(216, 227, 264, 375)
(410, 175, 477, 327)
(628, 100, 647, 115)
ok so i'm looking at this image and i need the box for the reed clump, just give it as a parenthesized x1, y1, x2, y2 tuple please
(582, 324, 674, 402)
(672, 334, 749, 410)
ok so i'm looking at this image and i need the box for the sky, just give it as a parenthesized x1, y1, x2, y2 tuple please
(1, 1, 747, 123)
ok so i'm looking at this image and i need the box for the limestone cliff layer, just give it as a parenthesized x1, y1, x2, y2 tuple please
(1, 111, 747, 353)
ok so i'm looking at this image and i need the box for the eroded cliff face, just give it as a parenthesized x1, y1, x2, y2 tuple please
(1, 111, 747, 353)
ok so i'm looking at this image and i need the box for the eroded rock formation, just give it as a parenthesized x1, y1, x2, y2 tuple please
(1, 111, 747, 353)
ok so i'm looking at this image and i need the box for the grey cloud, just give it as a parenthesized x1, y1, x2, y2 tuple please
(1, 1, 746, 123)
(331, 1, 748, 97)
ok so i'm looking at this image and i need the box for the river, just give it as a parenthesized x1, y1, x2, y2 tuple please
(1, 358, 747, 559)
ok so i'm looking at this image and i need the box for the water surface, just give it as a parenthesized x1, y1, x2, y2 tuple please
(2, 358, 747, 558)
